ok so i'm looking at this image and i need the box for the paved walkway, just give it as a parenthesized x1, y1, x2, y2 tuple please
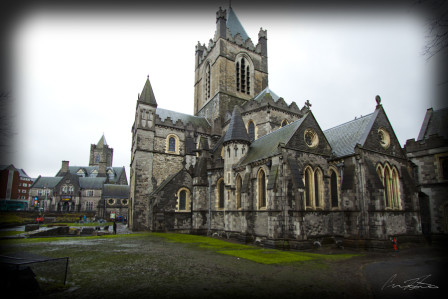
(362, 246, 448, 299)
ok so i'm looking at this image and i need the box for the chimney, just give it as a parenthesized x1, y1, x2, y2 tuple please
(61, 161, 69, 174)
(98, 161, 107, 177)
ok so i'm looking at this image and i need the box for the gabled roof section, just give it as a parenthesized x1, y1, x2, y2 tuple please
(138, 76, 157, 107)
(31, 176, 63, 189)
(226, 7, 250, 41)
(239, 115, 307, 166)
(223, 106, 251, 144)
(79, 177, 106, 189)
(417, 107, 448, 141)
(324, 112, 376, 158)
(156, 108, 211, 129)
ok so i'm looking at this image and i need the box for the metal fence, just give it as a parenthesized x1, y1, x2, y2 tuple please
(0, 253, 69, 294)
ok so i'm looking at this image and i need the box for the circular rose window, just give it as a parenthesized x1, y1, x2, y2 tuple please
(108, 199, 115, 205)
(304, 129, 319, 148)
(378, 128, 390, 149)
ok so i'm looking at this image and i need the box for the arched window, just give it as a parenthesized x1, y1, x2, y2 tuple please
(281, 120, 289, 127)
(217, 178, 224, 209)
(304, 168, 313, 207)
(236, 174, 242, 209)
(169, 137, 176, 152)
(236, 56, 252, 95)
(378, 163, 401, 210)
(179, 190, 186, 210)
(392, 168, 400, 209)
(258, 169, 267, 208)
(303, 167, 324, 209)
(205, 63, 211, 100)
(384, 166, 392, 208)
(247, 121, 255, 141)
(177, 188, 191, 211)
(330, 169, 339, 208)
(166, 134, 180, 154)
(314, 169, 322, 207)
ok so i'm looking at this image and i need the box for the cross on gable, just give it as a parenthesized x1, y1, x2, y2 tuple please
(305, 100, 312, 109)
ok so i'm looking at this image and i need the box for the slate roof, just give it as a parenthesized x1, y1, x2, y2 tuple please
(253, 87, 281, 103)
(239, 115, 307, 166)
(79, 177, 106, 189)
(226, 7, 250, 41)
(223, 106, 251, 144)
(417, 107, 448, 141)
(103, 184, 129, 198)
(139, 76, 157, 106)
(156, 108, 211, 129)
(323, 112, 377, 158)
(31, 176, 63, 189)
(58, 166, 126, 184)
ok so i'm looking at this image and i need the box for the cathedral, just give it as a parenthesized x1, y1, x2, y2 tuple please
(129, 6, 422, 249)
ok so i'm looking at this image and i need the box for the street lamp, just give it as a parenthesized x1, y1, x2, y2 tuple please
(207, 171, 212, 235)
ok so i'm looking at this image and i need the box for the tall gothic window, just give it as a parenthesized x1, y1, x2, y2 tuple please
(258, 169, 267, 208)
(330, 170, 339, 208)
(236, 57, 251, 95)
(179, 190, 186, 210)
(377, 163, 401, 210)
(236, 174, 242, 209)
(205, 63, 211, 100)
(304, 168, 312, 207)
(247, 121, 255, 141)
(304, 167, 323, 209)
(217, 178, 224, 209)
(314, 169, 322, 207)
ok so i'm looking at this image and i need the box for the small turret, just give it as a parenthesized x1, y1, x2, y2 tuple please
(216, 7, 227, 39)
(138, 76, 157, 107)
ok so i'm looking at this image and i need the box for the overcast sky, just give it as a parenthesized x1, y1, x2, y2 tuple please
(4, 1, 447, 178)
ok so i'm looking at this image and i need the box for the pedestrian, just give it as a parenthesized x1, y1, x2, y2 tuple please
(113, 220, 117, 235)
(391, 236, 399, 252)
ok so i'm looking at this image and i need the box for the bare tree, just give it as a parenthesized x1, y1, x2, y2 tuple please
(0, 90, 13, 163)
(418, 0, 448, 59)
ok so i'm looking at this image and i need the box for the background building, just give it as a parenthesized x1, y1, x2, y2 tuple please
(29, 135, 129, 218)
(0, 164, 33, 210)
(405, 108, 448, 243)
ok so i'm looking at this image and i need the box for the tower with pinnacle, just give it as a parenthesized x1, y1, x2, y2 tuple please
(194, 6, 268, 133)
(89, 134, 113, 167)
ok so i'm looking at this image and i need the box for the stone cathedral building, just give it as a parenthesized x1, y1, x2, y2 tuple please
(129, 7, 422, 248)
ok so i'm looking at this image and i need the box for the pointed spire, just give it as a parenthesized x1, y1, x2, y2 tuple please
(226, 6, 250, 41)
(223, 106, 251, 144)
(97, 134, 107, 148)
(138, 75, 157, 107)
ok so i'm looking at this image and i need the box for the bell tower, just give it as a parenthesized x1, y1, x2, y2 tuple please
(193, 6, 268, 133)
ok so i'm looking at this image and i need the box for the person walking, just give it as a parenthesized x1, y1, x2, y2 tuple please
(113, 220, 117, 235)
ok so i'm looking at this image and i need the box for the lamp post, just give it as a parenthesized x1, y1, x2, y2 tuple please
(44, 184, 47, 212)
(207, 171, 212, 235)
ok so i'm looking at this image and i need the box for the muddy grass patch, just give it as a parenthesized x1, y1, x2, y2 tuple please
(150, 233, 361, 265)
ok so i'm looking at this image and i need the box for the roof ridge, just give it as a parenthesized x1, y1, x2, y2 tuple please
(324, 112, 374, 132)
